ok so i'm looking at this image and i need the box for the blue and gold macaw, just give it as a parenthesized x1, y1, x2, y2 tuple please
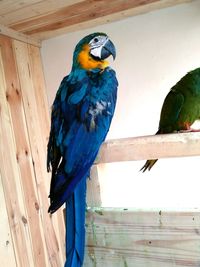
(47, 33, 118, 267)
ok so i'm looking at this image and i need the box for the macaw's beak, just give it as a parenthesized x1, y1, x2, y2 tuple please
(101, 39, 116, 60)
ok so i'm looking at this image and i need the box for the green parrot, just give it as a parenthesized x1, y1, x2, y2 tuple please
(141, 67, 200, 172)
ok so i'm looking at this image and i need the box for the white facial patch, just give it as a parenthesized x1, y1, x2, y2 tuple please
(90, 46, 102, 58)
(89, 35, 109, 59)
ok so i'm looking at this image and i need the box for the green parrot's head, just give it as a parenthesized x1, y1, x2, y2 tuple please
(72, 32, 116, 70)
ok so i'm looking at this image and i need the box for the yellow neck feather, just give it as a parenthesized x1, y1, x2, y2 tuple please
(77, 44, 109, 70)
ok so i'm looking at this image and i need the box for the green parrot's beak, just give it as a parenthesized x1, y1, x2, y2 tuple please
(101, 39, 116, 60)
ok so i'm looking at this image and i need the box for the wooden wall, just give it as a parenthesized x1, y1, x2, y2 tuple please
(0, 34, 65, 267)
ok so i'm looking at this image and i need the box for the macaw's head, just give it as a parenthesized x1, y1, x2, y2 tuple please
(72, 32, 116, 70)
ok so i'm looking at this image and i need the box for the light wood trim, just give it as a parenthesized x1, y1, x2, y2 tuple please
(0, 24, 41, 47)
(97, 132, 200, 164)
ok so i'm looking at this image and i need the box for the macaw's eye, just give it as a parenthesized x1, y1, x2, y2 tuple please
(93, 37, 99, 43)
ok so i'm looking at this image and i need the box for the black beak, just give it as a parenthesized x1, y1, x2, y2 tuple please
(101, 39, 116, 60)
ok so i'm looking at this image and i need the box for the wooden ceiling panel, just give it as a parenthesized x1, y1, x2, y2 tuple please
(12, 0, 160, 33)
(0, 0, 42, 17)
(0, 0, 192, 40)
(0, 0, 83, 25)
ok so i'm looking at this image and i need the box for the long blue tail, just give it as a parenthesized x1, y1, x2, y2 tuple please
(65, 175, 87, 267)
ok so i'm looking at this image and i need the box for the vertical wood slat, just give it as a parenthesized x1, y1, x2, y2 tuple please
(27, 45, 50, 150)
(87, 165, 102, 208)
(0, 34, 66, 266)
(27, 43, 66, 262)
(13, 39, 64, 266)
(0, 34, 46, 267)
(0, 41, 34, 267)
(0, 171, 16, 267)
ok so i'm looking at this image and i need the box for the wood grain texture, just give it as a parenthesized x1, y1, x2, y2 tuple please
(96, 132, 200, 164)
(0, 0, 191, 40)
(0, 0, 42, 16)
(0, 172, 16, 267)
(13, 39, 65, 267)
(0, 24, 41, 47)
(0, 34, 65, 266)
(0, 34, 48, 267)
(84, 208, 200, 267)
(0, 0, 83, 24)
(87, 165, 102, 208)
(27, 43, 66, 261)
(0, 40, 34, 267)
(11, 0, 161, 32)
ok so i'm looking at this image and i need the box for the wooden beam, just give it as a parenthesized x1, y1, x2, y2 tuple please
(96, 132, 200, 164)
(8, 0, 191, 40)
(0, 24, 41, 47)
(84, 208, 200, 267)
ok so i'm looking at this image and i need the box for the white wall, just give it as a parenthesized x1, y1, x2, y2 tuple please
(41, 0, 200, 210)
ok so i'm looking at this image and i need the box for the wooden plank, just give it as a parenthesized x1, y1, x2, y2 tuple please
(84, 208, 200, 267)
(0, 24, 41, 47)
(96, 132, 200, 164)
(87, 165, 102, 208)
(8, 0, 191, 40)
(0, 0, 83, 24)
(0, 35, 48, 267)
(0, 171, 16, 267)
(13, 39, 65, 267)
(27, 45, 50, 159)
(11, 0, 188, 31)
(0, 0, 42, 15)
(27, 43, 66, 262)
(0, 41, 33, 267)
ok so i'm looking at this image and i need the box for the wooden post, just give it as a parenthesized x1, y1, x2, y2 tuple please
(87, 165, 102, 208)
